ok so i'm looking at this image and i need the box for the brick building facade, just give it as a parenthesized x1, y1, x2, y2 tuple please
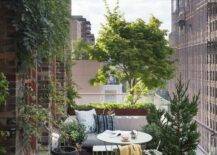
(71, 15, 95, 43)
(0, 1, 17, 154)
(0, 1, 69, 154)
(169, 0, 217, 153)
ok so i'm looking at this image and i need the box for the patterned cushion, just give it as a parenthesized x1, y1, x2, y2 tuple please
(75, 109, 96, 133)
(94, 115, 114, 133)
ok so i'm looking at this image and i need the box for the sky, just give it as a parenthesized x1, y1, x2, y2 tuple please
(71, 0, 171, 39)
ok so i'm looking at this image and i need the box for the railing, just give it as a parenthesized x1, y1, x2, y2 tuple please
(194, 119, 217, 154)
(75, 93, 127, 104)
(154, 96, 217, 154)
(75, 93, 154, 104)
(153, 94, 170, 111)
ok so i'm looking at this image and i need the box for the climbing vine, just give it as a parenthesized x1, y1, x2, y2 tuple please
(0, 73, 9, 154)
(7, 0, 71, 70)
(0, 73, 9, 106)
(17, 82, 48, 152)
(49, 80, 67, 119)
(7, 0, 72, 152)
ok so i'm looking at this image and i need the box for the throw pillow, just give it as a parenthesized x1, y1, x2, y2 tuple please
(94, 114, 114, 133)
(64, 116, 77, 124)
(75, 109, 96, 133)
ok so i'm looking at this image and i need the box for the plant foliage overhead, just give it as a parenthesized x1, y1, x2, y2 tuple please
(88, 0, 174, 104)
(9, 0, 70, 70)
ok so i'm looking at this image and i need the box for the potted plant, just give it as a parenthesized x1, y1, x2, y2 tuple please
(52, 121, 86, 155)
(51, 146, 78, 155)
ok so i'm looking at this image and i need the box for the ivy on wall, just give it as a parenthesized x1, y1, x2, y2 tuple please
(7, 0, 71, 70)
(0, 73, 9, 154)
(2, 0, 72, 152)
(17, 83, 48, 152)
(0, 73, 9, 106)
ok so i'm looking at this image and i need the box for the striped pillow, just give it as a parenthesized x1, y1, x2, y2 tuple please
(94, 115, 114, 133)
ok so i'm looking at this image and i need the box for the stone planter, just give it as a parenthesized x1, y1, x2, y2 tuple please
(51, 146, 78, 155)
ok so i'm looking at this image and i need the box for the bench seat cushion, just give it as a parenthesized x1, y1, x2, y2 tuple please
(114, 116, 147, 131)
(83, 133, 110, 148)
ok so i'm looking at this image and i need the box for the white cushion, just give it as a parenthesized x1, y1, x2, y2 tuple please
(64, 116, 77, 124)
(51, 132, 60, 150)
(75, 109, 96, 133)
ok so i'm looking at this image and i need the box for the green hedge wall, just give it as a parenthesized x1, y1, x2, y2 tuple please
(72, 102, 154, 110)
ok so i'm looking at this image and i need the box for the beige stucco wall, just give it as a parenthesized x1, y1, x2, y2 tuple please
(72, 60, 103, 94)
(71, 60, 156, 104)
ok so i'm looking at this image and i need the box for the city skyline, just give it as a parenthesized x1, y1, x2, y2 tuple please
(71, 0, 171, 39)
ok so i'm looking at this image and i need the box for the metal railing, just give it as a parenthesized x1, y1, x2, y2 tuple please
(194, 119, 217, 154)
(154, 95, 217, 155)
(75, 93, 154, 104)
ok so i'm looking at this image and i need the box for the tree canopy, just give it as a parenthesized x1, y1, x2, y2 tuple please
(84, 2, 174, 104)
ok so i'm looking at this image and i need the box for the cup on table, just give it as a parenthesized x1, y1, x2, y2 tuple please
(121, 132, 130, 142)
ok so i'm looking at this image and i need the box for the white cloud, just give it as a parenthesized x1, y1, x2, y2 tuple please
(71, 0, 171, 38)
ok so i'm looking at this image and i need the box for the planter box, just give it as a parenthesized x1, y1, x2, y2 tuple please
(69, 109, 148, 116)
(96, 109, 148, 116)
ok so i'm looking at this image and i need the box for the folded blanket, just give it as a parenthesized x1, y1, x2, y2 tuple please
(119, 144, 142, 155)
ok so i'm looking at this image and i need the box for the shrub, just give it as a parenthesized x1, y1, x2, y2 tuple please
(73, 102, 154, 110)
(142, 79, 200, 154)
(143, 123, 162, 150)
(142, 105, 165, 150)
(61, 121, 87, 146)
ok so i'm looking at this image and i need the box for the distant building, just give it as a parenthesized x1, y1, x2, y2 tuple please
(70, 16, 124, 104)
(72, 60, 125, 104)
(71, 15, 95, 43)
(169, 0, 217, 154)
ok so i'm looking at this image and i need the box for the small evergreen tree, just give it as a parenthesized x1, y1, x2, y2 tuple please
(143, 106, 165, 150)
(143, 79, 200, 154)
(162, 79, 200, 154)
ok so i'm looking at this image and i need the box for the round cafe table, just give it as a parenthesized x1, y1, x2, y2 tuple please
(97, 130, 152, 145)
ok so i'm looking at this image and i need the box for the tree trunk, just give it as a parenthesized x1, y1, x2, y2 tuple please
(128, 79, 140, 105)
(129, 90, 138, 105)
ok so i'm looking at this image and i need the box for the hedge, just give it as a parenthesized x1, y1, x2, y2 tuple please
(71, 102, 154, 110)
